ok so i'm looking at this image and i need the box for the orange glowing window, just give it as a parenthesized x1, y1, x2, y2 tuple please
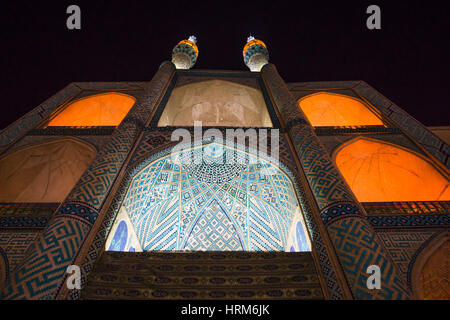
(298, 92, 383, 127)
(335, 137, 450, 202)
(47, 93, 136, 127)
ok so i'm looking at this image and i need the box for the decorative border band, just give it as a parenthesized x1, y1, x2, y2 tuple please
(54, 202, 99, 225)
(315, 126, 401, 135)
(368, 215, 450, 227)
(28, 127, 116, 136)
(320, 202, 363, 225)
(363, 201, 450, 215)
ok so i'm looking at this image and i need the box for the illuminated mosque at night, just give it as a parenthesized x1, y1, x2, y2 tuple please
(0, 36, 448, 300)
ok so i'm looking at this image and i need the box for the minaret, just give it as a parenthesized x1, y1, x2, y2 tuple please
(242, 36, 269, 72)
(171, 35, 199, 69)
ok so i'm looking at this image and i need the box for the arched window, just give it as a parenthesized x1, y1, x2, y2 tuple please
(158, 80, 273, 127)
(298, 92, 383, 127)
(106, 142, 311, 252)
(334, 137, 450, 202)
(0, 138, 96, 203)
(47, 92, 136, 127)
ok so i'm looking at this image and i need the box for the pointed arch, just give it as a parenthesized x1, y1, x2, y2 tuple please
(105, 141, 311, 252)
(0, 138, 97, 203)
(298, 92, 384, 127)
(333, 137, 450, 202)
(47, 92, 136, 127)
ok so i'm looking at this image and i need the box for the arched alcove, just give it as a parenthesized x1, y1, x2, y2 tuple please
(0, 248, 8, 288)
(334, 137, 450, 202)
(157, 80, 273, 127)
(106, 142, 311, 252)
(47, 92, 136, 127)
(411, 234, 449, 300)
(298, 92, 383, 127)
(0, 138, 97, 203)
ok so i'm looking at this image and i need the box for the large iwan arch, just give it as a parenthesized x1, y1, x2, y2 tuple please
(106, 142, 311, 252)
(334, 137, 450, 202)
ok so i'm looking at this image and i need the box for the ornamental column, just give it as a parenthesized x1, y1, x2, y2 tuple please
(0, 61, 176, 300)
(260, 61, 411, 299)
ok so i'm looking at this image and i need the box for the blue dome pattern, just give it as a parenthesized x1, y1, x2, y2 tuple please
(120, 143, 310, 252)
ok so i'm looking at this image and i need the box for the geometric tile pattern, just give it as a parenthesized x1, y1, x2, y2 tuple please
(72, 133, 309, 299)
(320, 202, 363, 225)
(0, 203, 59, 217)
(302, 212, 345, 300)
(113, 142, 309, 252)
(0, 231, 41, 273)
(4, 66, 440, 302)
(129, 130, 174, 165)
(54, 202, 99, 225)
(0, 214, 91, 299)
(0, 203, 57, 229)
(67, 64, 176, 209)
(376, 229, 437, 290)
(353, 81, 450, 169)
(262, 65, 411, 299)
(184, 200, 244, 251)
(65, 67, 178, 300)
(261, 64, 354, 210)
(67, 125, 139, 208)
(368, 215, 450, 227)
(327, 216, 411, 299)
(261, 67, 355, 299)
(130, 129, 299, 177)
(0, 216, 50, 229)
(289, 125, 354, 210)
(362, 201, 450, 215)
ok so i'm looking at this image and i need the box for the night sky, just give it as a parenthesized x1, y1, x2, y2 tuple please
(1, 0, 449, 130)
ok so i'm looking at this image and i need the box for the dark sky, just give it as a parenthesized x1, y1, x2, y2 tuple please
(1, 0, 449, 129)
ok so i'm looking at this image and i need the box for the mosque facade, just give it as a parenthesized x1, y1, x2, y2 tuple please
(0, 37, 448, 300)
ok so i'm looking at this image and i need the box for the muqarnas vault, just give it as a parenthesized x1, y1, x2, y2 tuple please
(0, 36, 448, 300)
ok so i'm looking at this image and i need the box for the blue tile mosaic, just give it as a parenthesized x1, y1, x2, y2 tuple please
(108, 143, 311, 252)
